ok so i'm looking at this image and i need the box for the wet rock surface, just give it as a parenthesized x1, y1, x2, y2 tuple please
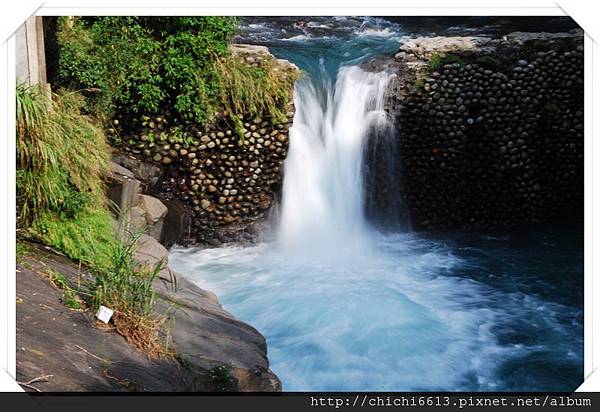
(365, 30, 584, 229)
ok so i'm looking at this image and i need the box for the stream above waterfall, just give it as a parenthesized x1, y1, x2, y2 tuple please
(169, 17, 583, 391)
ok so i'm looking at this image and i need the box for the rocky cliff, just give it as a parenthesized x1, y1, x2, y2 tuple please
(25, 44, 301, 392)
(364, 30, 584, 230)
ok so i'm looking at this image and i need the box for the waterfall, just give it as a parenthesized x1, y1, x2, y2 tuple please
(278, 64, 397, 256)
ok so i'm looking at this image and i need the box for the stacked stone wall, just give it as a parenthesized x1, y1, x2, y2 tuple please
(368, 30, 584, 229)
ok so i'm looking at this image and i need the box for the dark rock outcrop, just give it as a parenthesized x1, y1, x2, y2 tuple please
(112, 150, 163, 192)
(34, 156, 281, 392)
(106, 161, 140, 219)
(108, 155, 198, 247)
(154, 271, 280, 391)
(17, 256, 188, 392)
(160, 198, 193, 248)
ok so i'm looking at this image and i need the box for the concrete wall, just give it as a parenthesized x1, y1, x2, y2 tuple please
(15, 16, 47, 85)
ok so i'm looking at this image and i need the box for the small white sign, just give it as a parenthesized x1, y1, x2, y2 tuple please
(96, 305, 114, 324)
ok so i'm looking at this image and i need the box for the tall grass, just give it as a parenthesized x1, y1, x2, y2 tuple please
(17, 84, 166, 357)
(90, 229, 165, 355)
(212, 55, 298, 136)
(16, 83, 110, 223)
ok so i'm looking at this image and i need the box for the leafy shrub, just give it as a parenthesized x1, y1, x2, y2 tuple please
(56, 17, 164, 119)
(210, 365, 233, 391)
(55, 17, 233, 122)
(54, 16, 295, 132)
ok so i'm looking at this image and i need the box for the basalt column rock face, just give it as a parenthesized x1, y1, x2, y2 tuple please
(107, 45, 298, 245)
(370, 30, 584, 230)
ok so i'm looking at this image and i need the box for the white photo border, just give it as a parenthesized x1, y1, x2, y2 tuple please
(1, 0, 597, 392)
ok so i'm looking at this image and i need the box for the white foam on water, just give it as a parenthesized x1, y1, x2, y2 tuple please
(170, 65, 513, 391)
(170, 233, 534, 391)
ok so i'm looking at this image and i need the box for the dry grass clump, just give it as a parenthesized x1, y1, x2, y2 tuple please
(89, 230, 167, 357)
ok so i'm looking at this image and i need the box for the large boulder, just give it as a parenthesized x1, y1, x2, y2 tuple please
(134, 234, 168, 276)
(129, 206, 147, 233)
(138, 194, 168, 241)
(139, 194, 168, 225)
(108, 158, 169, 243)
(17, 243, 281, 392)
(153, 271, 281, 391)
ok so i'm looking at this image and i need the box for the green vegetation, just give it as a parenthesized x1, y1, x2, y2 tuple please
(210, 365, 233, 391)
(30, 208, 117, 269)
(18, 16, 297, 359)
(47, 269, 84, 310)
(16, 84, 165, 356)
(16, 84, 110, 223)
(16, 83, 115, 268)
(16, 241, 30, 263)
(213, 56, 296, 135)
(55, 17, 296, 134)
(428, 53, 500, 72)
(428, 53, 465, 71)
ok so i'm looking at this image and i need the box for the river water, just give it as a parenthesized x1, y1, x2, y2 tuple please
(169, 17, 583, 391)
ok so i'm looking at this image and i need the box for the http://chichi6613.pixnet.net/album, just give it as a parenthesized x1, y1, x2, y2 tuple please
(2, 1, 600, 411)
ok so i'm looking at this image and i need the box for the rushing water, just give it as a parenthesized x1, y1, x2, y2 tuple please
(279, 65, 396, 256)
(170, 17, 583, 391)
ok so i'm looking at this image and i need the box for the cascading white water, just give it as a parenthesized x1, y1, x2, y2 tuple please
(279, 65, 394, 256)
